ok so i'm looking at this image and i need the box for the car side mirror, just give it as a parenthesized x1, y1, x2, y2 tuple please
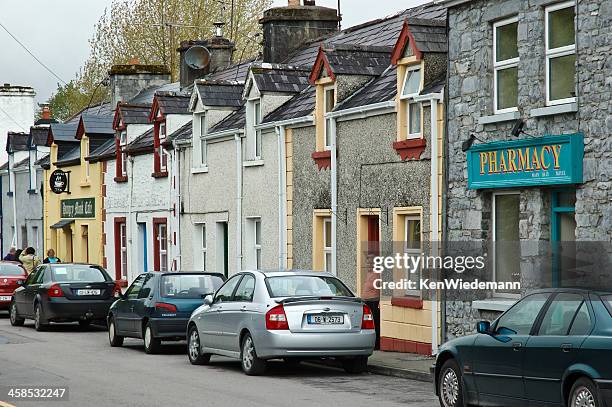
(203, 295, 213, 306)
(476, 321, 491, 334)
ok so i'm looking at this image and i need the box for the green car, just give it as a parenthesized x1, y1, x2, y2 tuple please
(434, 288, 612, 407)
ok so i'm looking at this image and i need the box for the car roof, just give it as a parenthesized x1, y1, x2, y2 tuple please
(244, 269, 338, 278)
(530, 287, 612, 296)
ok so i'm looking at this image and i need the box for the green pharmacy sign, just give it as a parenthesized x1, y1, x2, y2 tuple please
(61, 198, 96, 219)
(467, 134, 583, 189)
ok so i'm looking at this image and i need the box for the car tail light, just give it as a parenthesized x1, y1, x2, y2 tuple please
(266, 304, 289, 330)
(48, 284, 64, 298)
(112, 283, 122, 298)
(361, 304, 375, 330)
(155, 302, 177, 312)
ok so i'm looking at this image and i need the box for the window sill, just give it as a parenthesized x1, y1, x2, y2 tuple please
(191, 167, 209, 174)
(530, 102, 577, 117)
(477, 110, 520, 125)
(392, 137, 426, 160)
(311, 150, 331, 170)
(472, 299, 517, 312)
(27, 189, 37, 195)
(243, 159, 264, 168)
(391, 296, 423, 309)
(152, 171, 168, 178)
(114, 176, 128, 183)
(80, 180, 91, 187)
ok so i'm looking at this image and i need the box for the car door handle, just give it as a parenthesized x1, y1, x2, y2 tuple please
(216, 306, 222, 312)
(512, 342, 522, 351)
(240, 306, 247, 312)
(561, 343, 573, 353)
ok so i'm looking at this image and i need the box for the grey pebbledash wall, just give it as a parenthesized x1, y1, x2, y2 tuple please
(444, 0, 612, 339)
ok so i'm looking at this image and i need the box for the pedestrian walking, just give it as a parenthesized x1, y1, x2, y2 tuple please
(3, 247, 17, 261)
(19, 247, 41, 275)
(43, 249, 61, 264)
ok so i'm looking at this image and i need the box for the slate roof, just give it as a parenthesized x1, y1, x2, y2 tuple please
(250, 64, 311, 94)
(164, 121, 192, 147)
(155, 92, 191, 115)
(0, 156, 29, 171)
(208, 105, 246, 134)
(116, 103, 151, 126)
(194, 82, 244, 108)
(68, 102, 114, 121)
(262, 86, 316, 124)
(80, 114, 115, 136)
(130, 82, 180, 105)
(126, 127, 155, 154)
(6, 132, 29, 153)
(55, 145, 81, 167)
(30, 126, 49, 146)
(407, 18, 447, 53)
(322, 44, 391, 76)
(335, 65, 398, 111)
(49, 122, 78, 143)
(35, 154, 50, 169)
(208, 58, 256, 82)
(87, 138, 116, 163)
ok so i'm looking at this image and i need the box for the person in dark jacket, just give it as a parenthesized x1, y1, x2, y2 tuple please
(43, 249, 61, 264)
(3, 247, 17, 261)
(14, 249, 23, 264)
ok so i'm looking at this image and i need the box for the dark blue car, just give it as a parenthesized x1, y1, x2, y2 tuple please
(107, 272, 225, 354)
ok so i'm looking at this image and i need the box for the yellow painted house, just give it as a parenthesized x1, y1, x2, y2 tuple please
(44, 114, 116, 266)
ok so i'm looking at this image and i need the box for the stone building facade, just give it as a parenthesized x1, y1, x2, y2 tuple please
(443, 0, 611, 339)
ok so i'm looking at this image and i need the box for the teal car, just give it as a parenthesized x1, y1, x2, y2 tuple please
(434, 289, 612, 407)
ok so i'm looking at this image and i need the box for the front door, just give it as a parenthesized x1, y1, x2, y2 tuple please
(551, 190, 576, 287)
(472, 292, 550, 405)
(523, 292, 592, 404)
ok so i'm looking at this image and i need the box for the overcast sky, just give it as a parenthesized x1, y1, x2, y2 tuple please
(0, 0, 430, 104)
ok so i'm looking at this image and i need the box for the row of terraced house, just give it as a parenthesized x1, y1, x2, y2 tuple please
(2, 0, 609, 355)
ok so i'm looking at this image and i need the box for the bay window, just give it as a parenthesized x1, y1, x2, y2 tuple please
(545, 2, 576, 105)
(493, 17, 519, 113)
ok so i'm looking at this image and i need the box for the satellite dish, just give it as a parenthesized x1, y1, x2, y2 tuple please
(185, 45, 211, 70)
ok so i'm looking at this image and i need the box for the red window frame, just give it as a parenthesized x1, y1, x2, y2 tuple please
(114, 130, 128, 182)
(153, 218, 168, 272)
(153, 120, 168, 177)
(113, 217, 127, 282)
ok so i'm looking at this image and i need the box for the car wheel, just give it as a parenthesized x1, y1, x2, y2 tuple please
(143, 322, 161, 354)
(241, 333, 266, 376)
(187, 325, 211, 365)
(34, 303, 48, 332)
(9, 301, 24, 326)
(342, 356, 368, 374)
(569, 377, 599, 407)
(108, 317, 124, 347)
(438, 359, 465, 407)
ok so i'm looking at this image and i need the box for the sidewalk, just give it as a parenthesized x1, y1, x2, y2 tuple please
(367, 351, 434, 382)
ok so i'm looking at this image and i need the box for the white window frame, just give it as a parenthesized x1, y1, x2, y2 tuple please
(323, 217, 332, 272)
(493, 16, 520, 114)
(120, 130, 128, 177)
(400, 65, 423, 139)
(492, 192, 521, 299)
(159, 122, 168, 172)
(545, 1, 576, 106)
(323, 86, 335, 150)
(29, 150, 37, 191)
(254, 218, 262, 270)
(84, 138, 90, 180)
(199, 114, 208, 167)
(120, 222, 128, 279)
(158, 223, 168, 272)
(253, 100, 262, 160)
(403, 215, 422, 297)
(200, 223, 207, 271)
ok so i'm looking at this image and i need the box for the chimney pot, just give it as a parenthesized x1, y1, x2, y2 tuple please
(41, 106, 51, 120)
(288, 0, 300, 6)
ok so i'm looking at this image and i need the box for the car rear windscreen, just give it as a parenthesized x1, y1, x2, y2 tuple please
(266, 275, 354, 298)
(51, 266, 108, 282)
(602, 295, 612, 317)
(161, 274, 224, 299)
(0, 264, 23, 276)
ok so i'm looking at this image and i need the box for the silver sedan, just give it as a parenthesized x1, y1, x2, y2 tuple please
(186, 270, 376, 375)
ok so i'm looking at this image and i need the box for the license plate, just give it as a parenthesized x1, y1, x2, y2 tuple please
(76, 289, 100, 296)
(308, 314, 344, 325)
(0, 296, 11, 301)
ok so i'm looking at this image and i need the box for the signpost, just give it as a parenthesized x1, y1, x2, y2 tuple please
(466, 134, 583, 189)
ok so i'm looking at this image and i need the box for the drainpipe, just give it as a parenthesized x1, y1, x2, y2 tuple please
(330, 117, 338, 276)
(235, 133, 243, 273)
(276, 125, 287, 269)
(173, 147, 181, 271)
(127, 155, 135, 279)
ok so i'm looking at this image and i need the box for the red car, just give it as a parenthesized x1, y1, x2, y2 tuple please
(0, 262, 28, 310)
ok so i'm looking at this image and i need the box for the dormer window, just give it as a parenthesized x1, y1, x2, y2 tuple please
(159, 122, 167, 172)
(399, 66, 422, 139)
(199, 114, 207, 166)
(323, 86, 335, 149)
(254, 100, 262, 159)
(120, 131, 127, 177)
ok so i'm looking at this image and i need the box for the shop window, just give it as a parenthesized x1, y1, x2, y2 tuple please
(545, 2, 576, 105)
(153, 218, 168, 272)
(493, 193, 520, 297)
(493, 17, 519, 113)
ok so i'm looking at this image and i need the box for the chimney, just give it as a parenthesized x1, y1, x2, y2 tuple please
(108, 63, 171, 107)
(260, 0, 340, 63)
(41, 105, 51, 120)
(178, 26, 236, 90)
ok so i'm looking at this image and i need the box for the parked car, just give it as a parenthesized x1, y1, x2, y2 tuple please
(433, 288, 612, 407)
(186, 270, 376, 375)
(107, 272, 225, 354)
(10, 263, 121, 331)
(0, 262, 28, 310)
